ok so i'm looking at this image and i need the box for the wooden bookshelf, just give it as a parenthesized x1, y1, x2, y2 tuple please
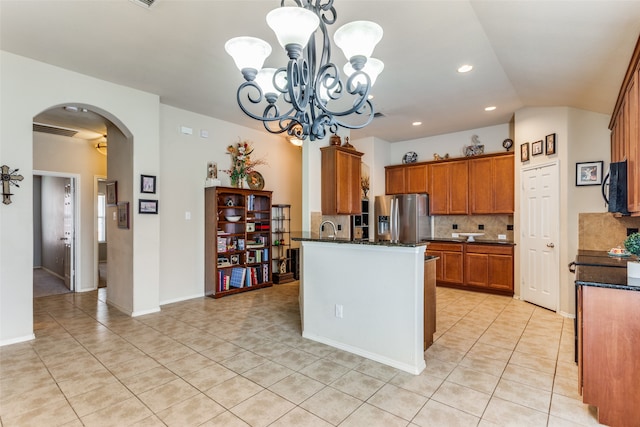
(205, 186, 273, 298)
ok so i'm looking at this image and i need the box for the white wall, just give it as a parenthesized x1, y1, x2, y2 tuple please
(158, 105, 303, 304)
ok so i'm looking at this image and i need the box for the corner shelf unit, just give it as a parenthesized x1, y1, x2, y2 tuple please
(351, 199, 370, 241)
(272, 204, 295, 284)
(205, 187, 273, 298)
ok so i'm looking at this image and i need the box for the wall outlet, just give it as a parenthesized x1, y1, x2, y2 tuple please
(478, 224, 485, 230)
(452, 232, 460, 238)
(337, 224, 342, 231)
(452, 224, 458, 230)
(335, 304, 343, 318)
(507, 224, 514, 231)
(498, 234, 507, 240)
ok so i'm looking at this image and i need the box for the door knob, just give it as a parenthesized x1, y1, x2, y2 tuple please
(547, 243, 555, 248)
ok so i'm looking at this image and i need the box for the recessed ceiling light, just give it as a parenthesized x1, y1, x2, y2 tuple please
(412, 121, 422, 126)
(484, 106, 496, 111)
(457, 64, 473, 73)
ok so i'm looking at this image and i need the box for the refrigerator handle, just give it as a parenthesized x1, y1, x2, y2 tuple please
(392, 197, 399, 243)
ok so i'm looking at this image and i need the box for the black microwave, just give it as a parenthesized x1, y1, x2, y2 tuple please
(602, 160, 629, 215)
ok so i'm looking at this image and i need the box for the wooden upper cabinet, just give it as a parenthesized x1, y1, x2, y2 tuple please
(406, 164, 429, 193)
(385, 163, 429, 194)
(321, 145, 363, 215)
(469, 152, 514, 214)
(385, 166, 406, 195)
(609, 35, 640, 215)
(429, 160, 468, 214)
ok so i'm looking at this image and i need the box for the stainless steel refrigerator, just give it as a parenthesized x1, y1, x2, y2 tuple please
(375, 194, 431, 243)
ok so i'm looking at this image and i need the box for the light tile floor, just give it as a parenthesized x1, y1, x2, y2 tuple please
(0, 283, 606, 426)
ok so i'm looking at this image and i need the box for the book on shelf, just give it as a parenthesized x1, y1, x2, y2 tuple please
(229, 267, 246, 288)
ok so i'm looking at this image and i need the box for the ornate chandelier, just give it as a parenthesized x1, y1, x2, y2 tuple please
(225, 0, 383, 141)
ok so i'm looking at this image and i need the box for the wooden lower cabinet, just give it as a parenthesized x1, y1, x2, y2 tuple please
(428, 242, 514, 295)
(464, 245, 514, 292)
(426, 242, 464, 286)
(578, 285, 640, 426)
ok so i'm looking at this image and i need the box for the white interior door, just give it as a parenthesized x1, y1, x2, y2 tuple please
(63, 179, 75, 290)
(521, 162, 559, 311)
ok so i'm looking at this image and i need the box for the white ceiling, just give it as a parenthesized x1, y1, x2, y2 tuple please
(2, 0, 639, 143)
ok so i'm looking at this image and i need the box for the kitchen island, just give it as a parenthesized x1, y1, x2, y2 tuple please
(292, 234, 434, 375)
(573, 250, 640, 427)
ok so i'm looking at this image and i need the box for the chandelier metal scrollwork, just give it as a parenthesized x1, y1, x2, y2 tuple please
(225, 0, 384, 141)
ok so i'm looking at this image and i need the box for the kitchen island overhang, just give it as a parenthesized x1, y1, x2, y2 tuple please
(293, 235, 433, 375)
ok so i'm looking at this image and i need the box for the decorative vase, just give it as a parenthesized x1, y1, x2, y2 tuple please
(231, 177, 243, 188)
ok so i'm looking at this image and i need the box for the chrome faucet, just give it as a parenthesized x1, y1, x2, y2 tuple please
(319, 220, 337, 240)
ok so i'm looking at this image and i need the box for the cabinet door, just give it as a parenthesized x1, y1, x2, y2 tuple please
(442, 251, 464, 284)
(448, 161, 469, 214)
(429, 163, 449, 214)
(336, 150, 361, 214)
(385, 167, 406, 195)
(493, 155, 515, 213)
(406, 164, 429, 194)
(469, 158, 493, 214)
(464, 253, 488, 287)
(322, 147, 362, 215)
(487, 254, 513, 291)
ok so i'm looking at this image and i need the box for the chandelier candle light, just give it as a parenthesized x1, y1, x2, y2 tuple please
(225, 0, 383, 141)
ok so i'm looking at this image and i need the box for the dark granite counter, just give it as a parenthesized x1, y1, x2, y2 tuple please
(574, 250, 640, 291)
(424, 238, 516, 246)
(291, 232, 427, 248)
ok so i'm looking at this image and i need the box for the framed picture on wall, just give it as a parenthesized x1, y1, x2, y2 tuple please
(141, 175, 156, 194)
(532, 140, 543, 156)
(545, 133, 557, 155)
(106, 181, 117, 206)
(520, 142, 530, 162)
(117, 202, 129, 229)
(139, 199, 158, 214)
(576, 161, 603, 186)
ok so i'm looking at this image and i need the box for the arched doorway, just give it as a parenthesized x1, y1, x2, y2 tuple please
(32, 104, 132, 301)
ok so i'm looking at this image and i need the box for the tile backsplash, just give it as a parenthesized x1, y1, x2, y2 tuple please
(579, 212, 640, 250)
(433, 214, 514, 241)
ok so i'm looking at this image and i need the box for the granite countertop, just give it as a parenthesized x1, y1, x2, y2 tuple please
(574, 250, 640, 291)
(424, 238, 516, 246)
(291, 232, 428, 248)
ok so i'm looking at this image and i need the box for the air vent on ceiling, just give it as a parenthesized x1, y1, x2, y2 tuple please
(33, 122, 79, 137)
(130, 0, 156, 8)
(374, 112, 385, 118)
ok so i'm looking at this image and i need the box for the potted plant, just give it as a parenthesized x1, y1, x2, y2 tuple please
(624, 232, 640, 279)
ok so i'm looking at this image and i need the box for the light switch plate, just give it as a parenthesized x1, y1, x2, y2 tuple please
(498, 234, 507, 240)
(452, 233, 459, 238)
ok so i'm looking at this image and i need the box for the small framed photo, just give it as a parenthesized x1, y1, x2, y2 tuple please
(576, 161, 604, 186)
(246, 223, 255, 232)
(230, 254, 240, 264)
(545, 133, 556, 155)
(532, 140, 543, 156)
(141, 175, 156, 194)
(139, 199, 158, 214)
(106, 181, 118, 206)
(117, 202, 129, 229)
(520, 142, 530, 162)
